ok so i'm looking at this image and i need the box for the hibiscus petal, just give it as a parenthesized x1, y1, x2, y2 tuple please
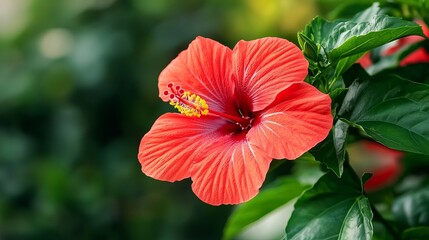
(400, 48, 429, 66)
(138, 113, 225, 182)
(190, 135, 271, 205)
(158, 37, 235, 113)
(232, 37, 308, 112)
(248, 82, 333, 160)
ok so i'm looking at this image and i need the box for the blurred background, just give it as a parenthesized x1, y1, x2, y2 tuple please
(0, 0, 346, 239)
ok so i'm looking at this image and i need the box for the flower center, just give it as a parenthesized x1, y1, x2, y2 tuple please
(165, 83, 253, 130)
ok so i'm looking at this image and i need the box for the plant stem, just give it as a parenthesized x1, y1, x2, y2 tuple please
(370, 202, 401, 240)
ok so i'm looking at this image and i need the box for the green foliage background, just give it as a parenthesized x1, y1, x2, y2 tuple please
(0, 0, 323, 239)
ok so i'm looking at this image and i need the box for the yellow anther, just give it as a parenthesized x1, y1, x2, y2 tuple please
(169, 91, 209, 117)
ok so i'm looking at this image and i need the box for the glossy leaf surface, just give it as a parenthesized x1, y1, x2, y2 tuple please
(285, 166, 373, 240)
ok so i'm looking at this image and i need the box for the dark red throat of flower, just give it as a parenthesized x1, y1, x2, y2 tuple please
(164, 83, 253, 130)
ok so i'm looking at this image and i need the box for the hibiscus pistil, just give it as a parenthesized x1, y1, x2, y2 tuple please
(164, 83, 209, 117)
(165, 82, 253, 130)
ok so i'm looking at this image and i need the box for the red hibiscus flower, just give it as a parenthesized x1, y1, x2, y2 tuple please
(349, 140, 403, 192)
(138, 36, 333, 205)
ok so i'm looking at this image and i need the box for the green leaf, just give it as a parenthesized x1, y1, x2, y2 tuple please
(329, 87, 348, 103)
(341, 73, 429, 155)
(311, 119, 349, 177)
(335, 52, 367, 77)
(393, 185, 429, 229)
(292, 152, 324, 185)
(375, 63, 429, 84)
(299, 3, 423, 65)
(285, 166, 373, 240)
(402, 226, 429, 240)
(329, 8, 422, 61)
(223, 177, 309, 240)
